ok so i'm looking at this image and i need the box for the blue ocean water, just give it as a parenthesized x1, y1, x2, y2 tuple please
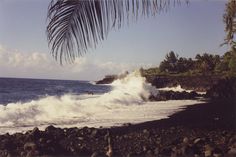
(0, 77, 111, 105)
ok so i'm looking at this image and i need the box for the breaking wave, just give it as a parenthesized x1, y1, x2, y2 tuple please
(0, 71, 202, 134)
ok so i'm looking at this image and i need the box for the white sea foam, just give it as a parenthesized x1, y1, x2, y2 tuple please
(0, 71, 203, 134)
(158, 85, 206, 95)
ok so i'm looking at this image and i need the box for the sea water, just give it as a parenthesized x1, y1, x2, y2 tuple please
(0, 72, 203, 134)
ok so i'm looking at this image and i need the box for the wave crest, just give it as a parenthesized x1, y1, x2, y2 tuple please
(0, 71, 202, 134)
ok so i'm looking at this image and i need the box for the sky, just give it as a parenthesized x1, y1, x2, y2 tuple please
(0, 0, 230, 80)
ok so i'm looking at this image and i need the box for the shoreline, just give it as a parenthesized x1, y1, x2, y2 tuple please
(0, 99, 235, 156)
(0, 99, 204, 135)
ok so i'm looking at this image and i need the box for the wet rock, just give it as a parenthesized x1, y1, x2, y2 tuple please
(149, 90, 201, 101)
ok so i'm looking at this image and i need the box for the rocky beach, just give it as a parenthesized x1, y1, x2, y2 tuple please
(0, 99, 235, 157)
(1, 0, 236, 156)
(0, 76, 235, 157)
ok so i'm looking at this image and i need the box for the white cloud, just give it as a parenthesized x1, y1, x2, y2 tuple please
(0, 45, 140, 80)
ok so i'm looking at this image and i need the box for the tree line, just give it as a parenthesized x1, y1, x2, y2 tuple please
(142, 50, 236, 77)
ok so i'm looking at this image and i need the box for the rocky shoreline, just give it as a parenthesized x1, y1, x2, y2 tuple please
(149, 90, 202, 101)
(0, 99, 235, 157)
(145, 75, 222, 92)
(96, 74, 223, 92)
(0, 77, 235, 157)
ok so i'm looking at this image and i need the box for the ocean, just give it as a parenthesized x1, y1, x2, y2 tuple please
(0, 72, 202, 134)
(0, 77, 111, 105)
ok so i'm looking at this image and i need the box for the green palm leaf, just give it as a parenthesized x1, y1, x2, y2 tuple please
(47, 0, 187, 64)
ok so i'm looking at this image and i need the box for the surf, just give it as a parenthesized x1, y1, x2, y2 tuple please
(0, 71, 202, 134)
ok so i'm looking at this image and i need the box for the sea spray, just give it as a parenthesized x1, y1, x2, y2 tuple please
(0, 71, 203, 134)
(109, 70, 159, 103)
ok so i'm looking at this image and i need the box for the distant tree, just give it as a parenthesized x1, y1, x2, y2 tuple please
(219, 49, 236, 73)
(166, 51, 178, 64)
(159, 60, 171, 73)
(215, 57, 229, 73)
(194, 53, 221, 74)
(159, 51, 179, 73)
(212, 55, 221, 67)
(176, 57, 194, 73)
(216, 63, 229, 72)
(147, 51, 233, 76)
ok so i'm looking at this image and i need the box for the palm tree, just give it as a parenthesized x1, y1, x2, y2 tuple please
(47, 0, 188, 64)
(47, 0, 236, 64)
(223, 0, 236, 49)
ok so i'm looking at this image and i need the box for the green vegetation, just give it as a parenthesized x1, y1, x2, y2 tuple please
(141, 51, 236, 77)
(223, 0, 236, 49)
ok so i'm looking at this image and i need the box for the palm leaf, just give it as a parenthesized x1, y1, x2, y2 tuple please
(223, 0, 236, 49)
(47, 0, 188, 64)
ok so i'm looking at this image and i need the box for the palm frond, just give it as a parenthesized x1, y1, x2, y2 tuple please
(47, 0, 188, 64)
(223, 0, 236, 49)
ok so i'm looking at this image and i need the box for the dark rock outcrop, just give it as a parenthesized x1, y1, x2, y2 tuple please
(97, 74, 223, 93)
(96, 75, 118, 84)
(146, 75, 222, 92)
(96, 72, 129, 84)
(149, 90, 201, 101)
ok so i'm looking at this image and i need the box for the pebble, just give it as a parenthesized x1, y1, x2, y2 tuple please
(194, 138, 202, 144)
(183, 137, 189, 144)
(24, 142, 36, 151)
(91, 129, 98, 137)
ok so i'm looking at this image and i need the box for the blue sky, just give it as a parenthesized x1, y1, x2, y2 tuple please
(0, 0, 229, 80)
